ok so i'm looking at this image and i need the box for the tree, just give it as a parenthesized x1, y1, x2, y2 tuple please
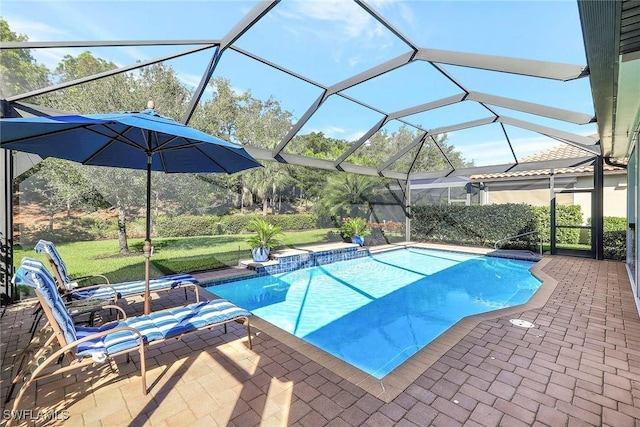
(190, 77, 246, 140)
(0, 18, 50, 98)
(81, 167, 145, 253)
(318, 173, 382, 222)
(40, 53, 192, 252)
(235, 96, 292, 150)
(154, 172, 238, 216)
(243, 162, 292, 215)
(286, 132, 350, 159)
(412, 133, 473, 172)
(26, 159, 100, 230)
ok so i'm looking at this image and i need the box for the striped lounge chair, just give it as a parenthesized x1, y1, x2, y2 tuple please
(6, 257, 252, 425)
(34, 239, 200, 302)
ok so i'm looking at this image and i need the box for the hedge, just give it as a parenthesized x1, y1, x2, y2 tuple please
(600, 216, 627, 260)
(411, 204, 538, 248)
(411, 203, 585, 250)
(155, 213, 319, 237)
(532, 205, 583, 244)
(603, 230, 626, 260)
(154, 215, 221, 237)
(411, 205, 627, 261)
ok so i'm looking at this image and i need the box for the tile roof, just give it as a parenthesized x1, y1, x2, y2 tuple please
(470, 144, 626, 180)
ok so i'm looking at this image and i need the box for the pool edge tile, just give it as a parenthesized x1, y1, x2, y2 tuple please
(244, 254, 560, 403)
(206, 247, 560, 404)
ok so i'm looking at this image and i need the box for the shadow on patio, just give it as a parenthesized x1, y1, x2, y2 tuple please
(2, 255, 639, 426)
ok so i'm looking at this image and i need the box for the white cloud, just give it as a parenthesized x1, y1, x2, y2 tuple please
(177, 72, 208, 91)
(4, 15, 69, 69)
(310, 124, 365, 142)
(313, 125, 346, 135)
(275, 0, 395, 67)
(5, 15, 69, 40)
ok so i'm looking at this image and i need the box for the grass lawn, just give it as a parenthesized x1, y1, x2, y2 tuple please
(14, 229, 335, 284)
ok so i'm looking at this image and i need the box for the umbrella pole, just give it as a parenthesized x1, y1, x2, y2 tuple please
(143, 154, 152, 315)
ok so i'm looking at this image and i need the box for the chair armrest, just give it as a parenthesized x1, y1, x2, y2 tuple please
(73, 274, 111, 285)
(64, 300, 128, 321)
(31, 325, 145, 375)
(101, 305, 128, 320)
(64, 283, 120, 301)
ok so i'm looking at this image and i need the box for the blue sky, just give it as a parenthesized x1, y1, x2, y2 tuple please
(2, 0, 597, 166)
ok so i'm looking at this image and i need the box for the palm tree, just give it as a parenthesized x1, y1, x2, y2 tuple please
(244, 162, 291, 215)
(321, 173, 380, 220)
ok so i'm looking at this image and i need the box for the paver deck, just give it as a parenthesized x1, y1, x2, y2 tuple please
(1, 254, 639, 426)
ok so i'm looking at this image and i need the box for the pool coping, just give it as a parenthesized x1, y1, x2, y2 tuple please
(206, 244, 558, 403)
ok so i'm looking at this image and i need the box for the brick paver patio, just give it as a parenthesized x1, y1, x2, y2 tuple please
(1, 255, 639, 426)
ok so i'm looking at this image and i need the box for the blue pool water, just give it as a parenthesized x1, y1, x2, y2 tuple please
(204, 247, 541, 378)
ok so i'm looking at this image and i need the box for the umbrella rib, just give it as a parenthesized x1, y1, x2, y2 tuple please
(81, 126, 143, 163)
(1, 125, 93, 146)
(198, 145, 230, 172)
(192, 145, 242, 173)
(154, 135, 181, 151)
(150, 142, 236, 173)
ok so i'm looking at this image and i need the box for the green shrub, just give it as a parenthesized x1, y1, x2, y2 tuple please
(533, 205, 583, 244)
(20, 215, 117, 244)
(218, 214, 318, 235)
(219, 215, 251, 234)
(155, 215, 220, 237)
(246, 218, 284, 250)
(411, 204, 539, 249)
(339, 217, 370, 238)
(601, 216, 626, 260)
(603, 216, 627, 232)
(411, 204, 629, 258)
(603, 230, 626, 260)
(155, 214, 321, 238)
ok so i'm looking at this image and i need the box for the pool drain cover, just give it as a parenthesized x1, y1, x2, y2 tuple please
(510, 319, 535, 328)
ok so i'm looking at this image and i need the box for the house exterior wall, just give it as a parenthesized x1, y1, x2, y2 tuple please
(628, 146, 638, 313)
(484, 187, 550, 207)
(483, 173, 627, 223)
(575, 174, 627, 221)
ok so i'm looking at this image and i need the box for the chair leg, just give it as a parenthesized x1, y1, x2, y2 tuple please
(5, 340, 58, 427)
(29, 311, 45, 341)
(29, 306, 43, 333)
(107, 358, 117, 375)
(3, 328, 49, 404)
(88, 310, 99, 326)
(139, 344, 147, 395)
(246, 318, 252, 350)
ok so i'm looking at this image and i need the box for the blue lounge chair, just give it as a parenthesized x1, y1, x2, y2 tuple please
(34, 239, 201, 302)
(6, 257, 252, 424)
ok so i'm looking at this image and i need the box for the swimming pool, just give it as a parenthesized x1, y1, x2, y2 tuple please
(204, 247, 541, 378)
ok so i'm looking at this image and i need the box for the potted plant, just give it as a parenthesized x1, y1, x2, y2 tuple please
(247, 218, 284, 262)
(339, 217, 370, 247)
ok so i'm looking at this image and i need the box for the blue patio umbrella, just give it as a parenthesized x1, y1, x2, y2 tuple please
(1, 108, 261, 314)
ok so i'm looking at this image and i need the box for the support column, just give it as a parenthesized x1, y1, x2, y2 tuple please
(405, 179, 411, 242)
(550, 171, 556, 255)
(1, 100, 15, 303)
(0, 148, 13, 303)
(593, 155, 604, 260)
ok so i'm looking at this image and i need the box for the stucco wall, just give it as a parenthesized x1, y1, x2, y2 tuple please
(484, 173, 627, 222)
